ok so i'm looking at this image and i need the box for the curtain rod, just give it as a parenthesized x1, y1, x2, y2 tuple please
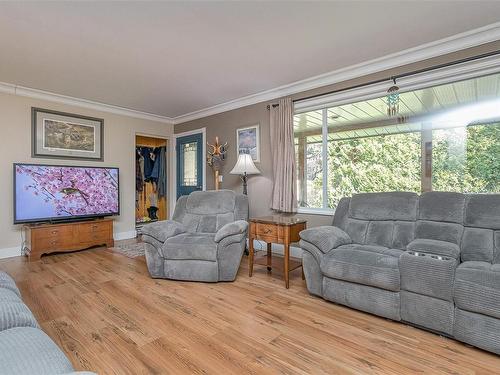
(267, 49, 500, 109)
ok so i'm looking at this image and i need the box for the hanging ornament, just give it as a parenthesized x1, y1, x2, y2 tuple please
(387, 77, 400, 117)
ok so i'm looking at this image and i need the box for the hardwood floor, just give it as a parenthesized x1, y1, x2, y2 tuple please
(0, 246, 499, 374)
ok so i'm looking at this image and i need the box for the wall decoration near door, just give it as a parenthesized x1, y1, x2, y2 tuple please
(207, 136, 228, 190)
(32, 107, 104, 161)
(236, 124, 260, 162)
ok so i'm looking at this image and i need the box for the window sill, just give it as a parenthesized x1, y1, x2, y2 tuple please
(297, 207, 335, 216)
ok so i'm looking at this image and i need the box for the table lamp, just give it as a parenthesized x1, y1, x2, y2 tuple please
(229, 153, 260, 195)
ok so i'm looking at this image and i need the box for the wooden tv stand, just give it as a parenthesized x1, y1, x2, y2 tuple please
(25, 218, 114, 261)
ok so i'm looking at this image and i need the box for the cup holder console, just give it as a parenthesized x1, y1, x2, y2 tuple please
(401, 250, 457, 301)
(406, 251, 451, 261)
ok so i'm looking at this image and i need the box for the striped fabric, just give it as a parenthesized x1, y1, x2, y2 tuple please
(454, 261, 500, 319)
(0, 327, 74, 374)
(322, 277, 401, 321)
(400, 251, 458, 301)
(401, 291, 454, 335)
(0, 272, 21, 297)
(454, 308, 500, 355)
(0, 288, 23, 303)
(0, 300, 39, 331)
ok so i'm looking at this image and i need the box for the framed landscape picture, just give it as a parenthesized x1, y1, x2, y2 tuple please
(236, 124, 260, 162)
(32, 108, 104, 161)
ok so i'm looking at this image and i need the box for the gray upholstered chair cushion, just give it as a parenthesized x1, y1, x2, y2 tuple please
(415, 220, 464, 245)
(332, 197, 350, 229)
(0, 327, 75, 374)
(348, 192, 419, 221)
(407, 238, 460, 259)
(419, 192, 465, 223)
(464, 194, 500, 230)
(299, 226, 351, 253)
(416, 192, 466, 246)
(461, 227, 495, 262)
(181, 190, 238, 233)
(142, 220, 186, 242)
(0, 300, 39, 331)
(185, 190, 236, 214)
(0, 288, 23, 303)
(320, 244, 403, 291)
(454, 261, 500, 319)
(214, 220, 248, 242)
(0, 272, 21, 297)
(162, 233, 217, 261)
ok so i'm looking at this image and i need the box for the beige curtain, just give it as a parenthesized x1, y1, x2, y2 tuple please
(270, 97, 297, 213)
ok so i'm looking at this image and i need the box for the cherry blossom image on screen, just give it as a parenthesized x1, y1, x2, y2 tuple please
(15, 165, 119, 222)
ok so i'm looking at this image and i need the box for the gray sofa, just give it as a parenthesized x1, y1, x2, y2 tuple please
(300, 191, 500, 355)
(143, 190, 248, 282)
(0, 272, 95, 374)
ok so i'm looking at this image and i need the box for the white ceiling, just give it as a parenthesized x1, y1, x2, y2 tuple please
(1, 1, 500, 121)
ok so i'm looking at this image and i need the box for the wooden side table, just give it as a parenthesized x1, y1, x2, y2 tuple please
(248, 216, 307, 288)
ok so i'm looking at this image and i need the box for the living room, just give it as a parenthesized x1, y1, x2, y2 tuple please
(1, 1, 500, 374)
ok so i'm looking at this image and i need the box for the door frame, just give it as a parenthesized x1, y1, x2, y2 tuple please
(135, 132, 172, 221)
(173, 127, 206, 212)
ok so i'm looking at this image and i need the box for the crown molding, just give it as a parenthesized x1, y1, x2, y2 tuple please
(173, 22, 500, 124)
(0, 82, 175, 125)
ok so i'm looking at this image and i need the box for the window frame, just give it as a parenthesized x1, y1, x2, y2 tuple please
(294, 54, 500, 214)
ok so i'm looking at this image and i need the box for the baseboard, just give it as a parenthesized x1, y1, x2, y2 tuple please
(0, 246, 22, 259)
(251, 240, 303, 258)
(0, 230, 137, 259)
(114, 230, 137, 241)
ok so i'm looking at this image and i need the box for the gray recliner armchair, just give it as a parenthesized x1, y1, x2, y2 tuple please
(142, 190, 249, 282)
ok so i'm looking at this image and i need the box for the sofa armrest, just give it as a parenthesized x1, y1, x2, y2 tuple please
(299, 226, 352, 254)
(406, 238, 460, 259)
(141, 220, 186, 243)
(214, 220, 248, 243)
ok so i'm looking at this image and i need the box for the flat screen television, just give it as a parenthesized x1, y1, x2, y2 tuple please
(14, 163, 120, 224)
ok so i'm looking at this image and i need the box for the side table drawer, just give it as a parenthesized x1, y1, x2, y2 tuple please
(256, 223, 278, 238)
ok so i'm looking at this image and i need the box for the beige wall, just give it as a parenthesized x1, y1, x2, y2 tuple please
(175, 41, 500, 228)
(0, 92, 173, 256)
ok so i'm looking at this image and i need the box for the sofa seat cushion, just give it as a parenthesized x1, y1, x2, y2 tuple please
(0, 272, 21, 297)
(407, 238, 460, 259)
(161, 233, 217, 261)
(0, 327, 74, 374)
(454, 261, 500, 319)
(320, 244, 403, 291)
(0, 300, 39, 331)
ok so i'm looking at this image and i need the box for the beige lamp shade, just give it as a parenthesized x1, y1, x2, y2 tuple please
(229, 153, 260, 175)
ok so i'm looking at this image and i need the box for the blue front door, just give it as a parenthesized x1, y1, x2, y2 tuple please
(176, 133, 203, 198)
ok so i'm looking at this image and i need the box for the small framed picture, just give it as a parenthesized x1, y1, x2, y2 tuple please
(32, 107, 104, 161)
(236, 124, 260, 162)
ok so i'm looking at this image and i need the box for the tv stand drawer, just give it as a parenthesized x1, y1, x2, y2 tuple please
(78, 221, 111, 235)
(26, 219, 114, 261)
(33, 225, 73, 240)
(81, 229, 110, 243)
(36, 237, 73, 250)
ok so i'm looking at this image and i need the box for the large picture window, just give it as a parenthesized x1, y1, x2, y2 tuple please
(294, 67, 500, 212)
